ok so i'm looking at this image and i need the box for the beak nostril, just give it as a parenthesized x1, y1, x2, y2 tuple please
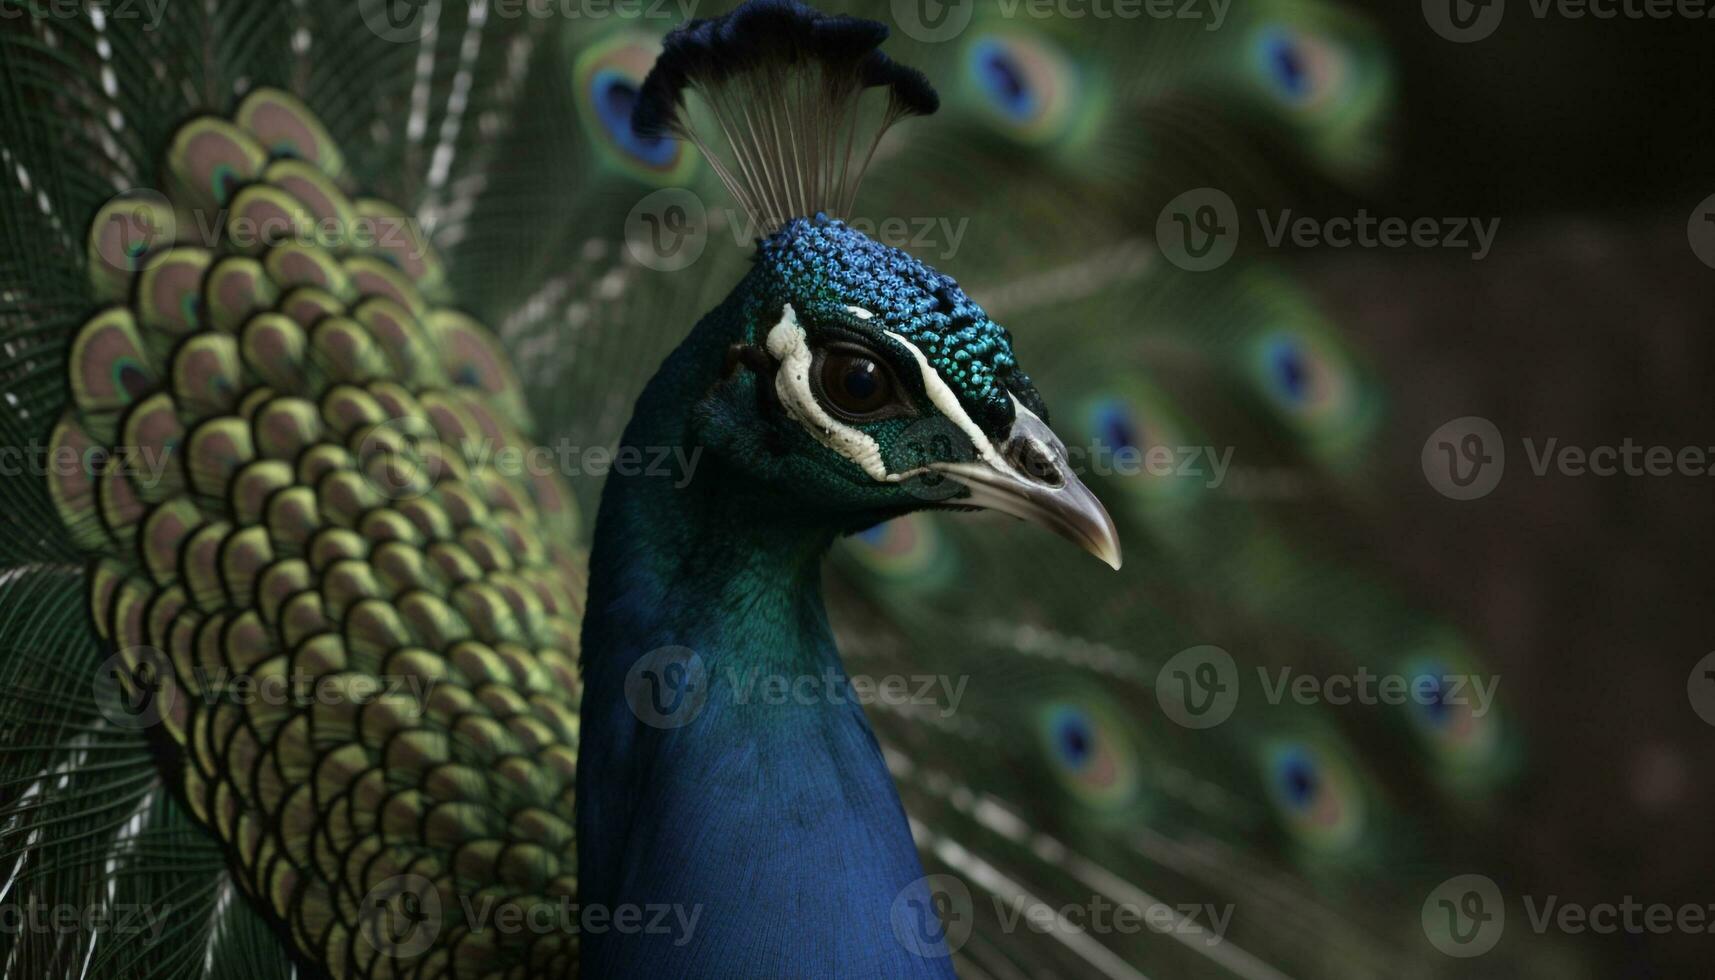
(1006, 437, 1064, 489)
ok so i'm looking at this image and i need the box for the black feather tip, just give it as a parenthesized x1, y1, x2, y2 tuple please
(633, 0, 939, 139)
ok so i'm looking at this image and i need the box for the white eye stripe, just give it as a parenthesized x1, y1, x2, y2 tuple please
(845, 305, 874, 320)
(883, 331, 1002, 469)
(766, 304, 901, 483)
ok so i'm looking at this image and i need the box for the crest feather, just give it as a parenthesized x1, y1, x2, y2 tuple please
(633, 0, 938, 234)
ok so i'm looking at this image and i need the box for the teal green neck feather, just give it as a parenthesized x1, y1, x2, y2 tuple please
(576, 283, 956, 978)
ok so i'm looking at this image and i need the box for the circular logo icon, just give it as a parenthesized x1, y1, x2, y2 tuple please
(895, 417, 974, 504)
(1423, 0, 1505, 43)
(1421, 416, 1504, 500)
(92, 189, 176, 273)
(1156, 189, 1239, 273)
(1422, 874, 1504, 957)
(93, 647, 176, 730)
(1687, 193, 1715, 269)
(624, 646, 709, 729)
(890, 873, 974, 958)
(1687, 652, 1715, 726)
(891, 0, 974, 43)
(1155, 645, 1239, 729)
(359, 874, 442, 958)
(361, 0, 437, 43)
(625, 188, 708, 272)
(354, 416, 441, 502)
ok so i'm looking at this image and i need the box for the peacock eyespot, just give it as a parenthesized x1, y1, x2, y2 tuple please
(811, 343, 907, 421)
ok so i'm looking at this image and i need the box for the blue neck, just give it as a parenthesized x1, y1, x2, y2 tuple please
(575, 296, 955, 978)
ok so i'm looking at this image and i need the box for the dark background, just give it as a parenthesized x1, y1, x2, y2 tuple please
(1300, 6, 1715, 975)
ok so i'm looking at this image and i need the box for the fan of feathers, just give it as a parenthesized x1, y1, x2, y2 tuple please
(0, 1, 1592, 978)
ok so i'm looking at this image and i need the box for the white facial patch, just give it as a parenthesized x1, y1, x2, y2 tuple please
(761, 308, 1014, 485)
(766, 304, 897, 482)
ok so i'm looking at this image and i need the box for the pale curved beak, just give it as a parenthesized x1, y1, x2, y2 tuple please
(932, 410, 1123, 570)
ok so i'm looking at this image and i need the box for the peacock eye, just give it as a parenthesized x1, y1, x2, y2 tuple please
(813, 344, 900, 420)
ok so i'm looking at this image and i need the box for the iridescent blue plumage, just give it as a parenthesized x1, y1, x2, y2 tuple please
(747, 215, 1045, 433)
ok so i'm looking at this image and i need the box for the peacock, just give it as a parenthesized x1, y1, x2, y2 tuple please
(0, 0, 1594, 977)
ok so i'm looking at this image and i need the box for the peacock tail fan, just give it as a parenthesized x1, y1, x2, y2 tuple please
(0, 1, 1586, 978)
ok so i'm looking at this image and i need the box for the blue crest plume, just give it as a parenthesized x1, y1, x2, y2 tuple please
(632, 0, 939, 232)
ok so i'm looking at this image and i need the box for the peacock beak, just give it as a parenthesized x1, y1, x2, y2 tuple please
(932, 409, 1123, 571)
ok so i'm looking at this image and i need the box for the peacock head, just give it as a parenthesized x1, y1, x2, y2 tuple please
(689, 214, 1121, 569)
(636, 0, 1119, 568)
